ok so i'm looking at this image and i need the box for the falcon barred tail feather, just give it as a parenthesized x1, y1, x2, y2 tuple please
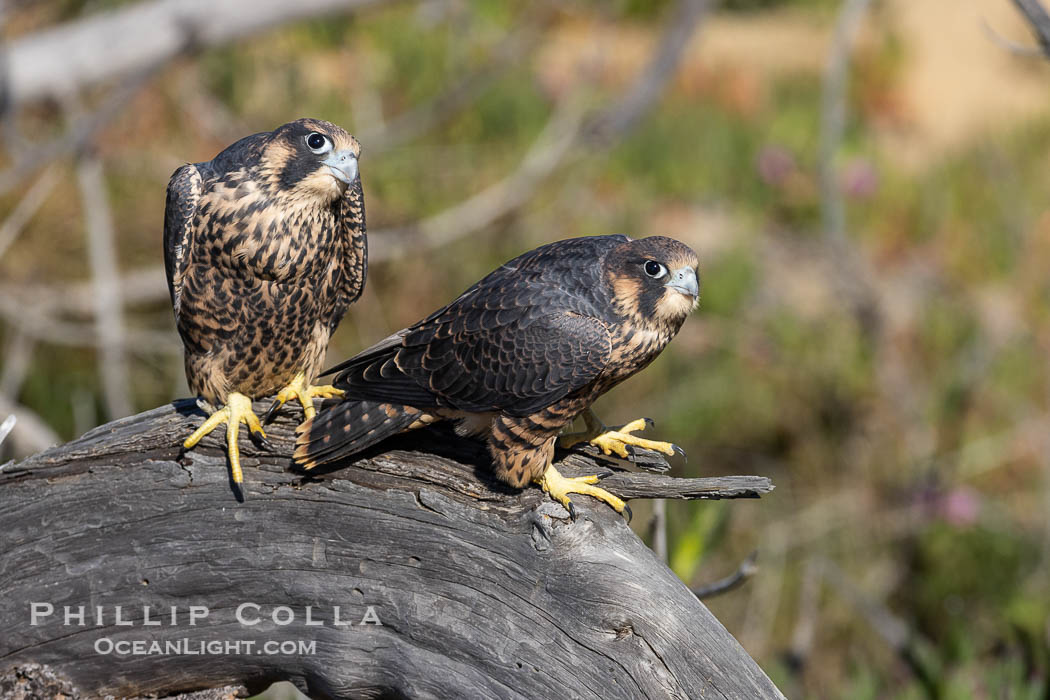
(294, 234, 700, 519)
(294, 400, 432, 468)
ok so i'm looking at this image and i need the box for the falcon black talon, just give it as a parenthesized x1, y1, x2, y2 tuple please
(247, 428, 273, 452)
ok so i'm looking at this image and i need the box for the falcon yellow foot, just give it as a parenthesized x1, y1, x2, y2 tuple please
(536, 464, 631, 522)
(559, 409, 684, 459)
(263, 370, 345, 423)
(182, 392, 270, 485)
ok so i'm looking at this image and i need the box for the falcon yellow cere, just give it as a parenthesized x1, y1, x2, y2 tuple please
(165, 118, 366, 488)
(295, 234, 699, 520)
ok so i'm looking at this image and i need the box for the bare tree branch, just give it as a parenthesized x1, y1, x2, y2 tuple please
(0, 395, 60, 457)
(784, 556, 822, 671)
(650, 499, 668, 562)
(0, 331, 33, 399)
(0, 266, 168, 318)
(818, 0, 881, 339)
(3, 0, 387, 107)
(692, 551, 759, 599)
(1012, 0, 1050, 55)
(820, 0, 870, 246)
(0, 55, 168, 196)
(0, 415, 15, 449)
(0, 166, 59, 261)
(75, 151, 133, 419)
(583, 0, 709, 141)
(980, 16, 1045, 57)
(370, 98, 588, 260)
(372, 0, 708, 259)
(0, 292, 179, 353)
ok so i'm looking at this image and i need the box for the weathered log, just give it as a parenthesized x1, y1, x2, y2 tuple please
(0, 400, 782, 699)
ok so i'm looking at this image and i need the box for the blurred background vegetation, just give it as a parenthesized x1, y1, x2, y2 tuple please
(2, 0, 1050, 697)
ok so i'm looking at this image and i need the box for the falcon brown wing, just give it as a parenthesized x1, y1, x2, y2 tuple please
(162, 163, 203, 320)
(324, 235, 623, 414)
(297, 311, 612, 469)
(329, 294, 612, 416)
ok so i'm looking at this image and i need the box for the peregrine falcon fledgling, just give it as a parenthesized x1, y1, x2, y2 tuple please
(294, 235, 698, 517)
(164, 118, 366, 486)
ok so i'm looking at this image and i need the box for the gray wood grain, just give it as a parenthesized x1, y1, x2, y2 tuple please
(0, 401, 782, 699)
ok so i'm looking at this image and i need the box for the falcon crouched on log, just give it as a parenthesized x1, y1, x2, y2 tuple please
(164, 118, 366, 487)
(295, 235, 699, 519)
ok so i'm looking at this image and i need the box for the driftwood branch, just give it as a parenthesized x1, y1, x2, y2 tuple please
(0, 401, 781, 699)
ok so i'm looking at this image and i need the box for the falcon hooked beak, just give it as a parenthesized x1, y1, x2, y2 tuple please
(665, 266, 698, 299)
(323, 150, 359, 186)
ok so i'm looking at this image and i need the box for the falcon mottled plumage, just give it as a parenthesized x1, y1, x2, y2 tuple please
(294, 235, 699, 517)
(165, 118, 366, 486)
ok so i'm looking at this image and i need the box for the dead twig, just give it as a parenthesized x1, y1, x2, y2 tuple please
(0, 166, 60, 262)
(0, 395, 60, 457)
(980, 16, 1045, 57)
(693, 551, 759, 599)
(0, 415, 15, 449)
(1012, 0, 1050, 56)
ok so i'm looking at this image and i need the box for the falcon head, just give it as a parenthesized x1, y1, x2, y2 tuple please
(605, 236, 700, 330)
(262, 118, 361, 203)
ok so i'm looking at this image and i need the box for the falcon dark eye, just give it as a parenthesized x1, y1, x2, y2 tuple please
(306, 132, 331, 154)
(643, 260, 667, 278)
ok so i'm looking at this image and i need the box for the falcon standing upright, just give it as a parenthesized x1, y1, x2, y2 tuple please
(164, 118, 366, 487)
(295, 235, 698, 517)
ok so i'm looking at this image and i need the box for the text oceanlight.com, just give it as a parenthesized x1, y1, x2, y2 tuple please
(93, 638, 318, 656)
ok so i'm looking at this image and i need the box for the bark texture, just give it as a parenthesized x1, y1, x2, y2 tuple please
(0, 400, 782, 699)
